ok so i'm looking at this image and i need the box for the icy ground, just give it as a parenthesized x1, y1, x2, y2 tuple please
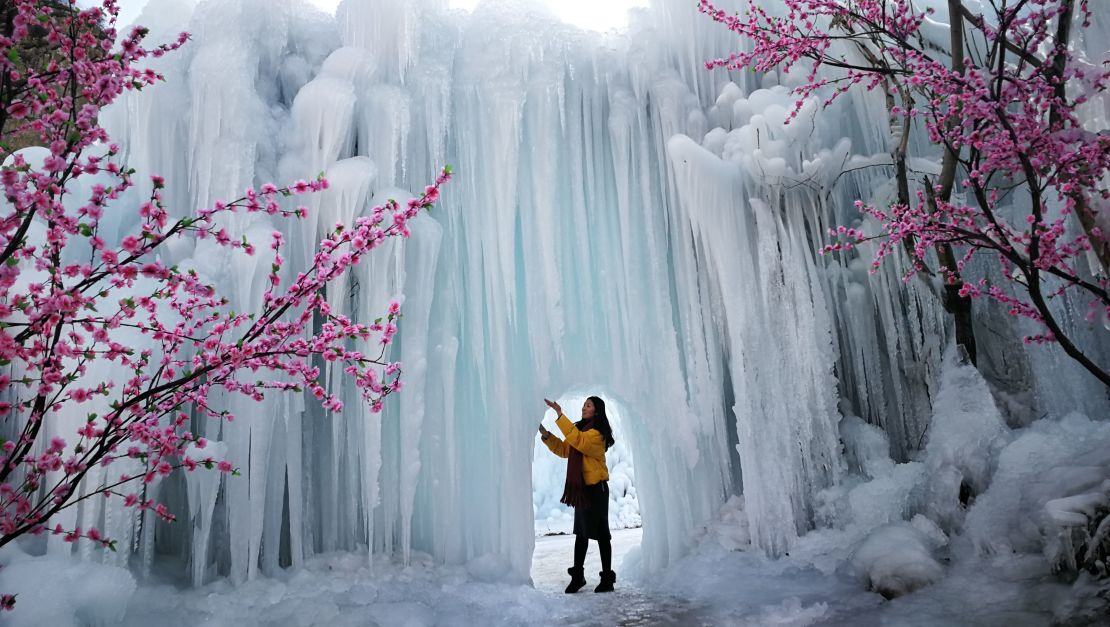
(113, 529, 714, 627)
(48, 527, 1060, 627)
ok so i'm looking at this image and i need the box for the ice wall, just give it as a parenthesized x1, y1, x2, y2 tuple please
(23, 0, 1109, 587)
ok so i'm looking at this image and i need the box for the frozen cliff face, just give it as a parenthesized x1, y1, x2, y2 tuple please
(26, 0, 1108, 586)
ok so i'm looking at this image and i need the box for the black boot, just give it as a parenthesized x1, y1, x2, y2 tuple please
(565, 567, 587, 594)
(594, 570, 616, 593)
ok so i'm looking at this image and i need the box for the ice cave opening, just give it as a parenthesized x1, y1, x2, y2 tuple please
(532, 394, 641, 537)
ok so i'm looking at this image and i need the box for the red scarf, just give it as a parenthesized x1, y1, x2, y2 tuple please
(560, 419, 593, 509)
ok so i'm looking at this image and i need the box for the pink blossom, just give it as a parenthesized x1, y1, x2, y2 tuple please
(120, 235, 142, 253)
(0, 0, 451, 595)
(6, 101, 29, 119)
(703, 0, 1110, 385)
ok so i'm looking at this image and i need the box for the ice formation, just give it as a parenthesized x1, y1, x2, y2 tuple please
(9, 0, 1110, 595)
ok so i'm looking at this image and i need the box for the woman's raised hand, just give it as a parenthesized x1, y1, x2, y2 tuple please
(538, 424, 551, 440)
(544, 398, 562, 416)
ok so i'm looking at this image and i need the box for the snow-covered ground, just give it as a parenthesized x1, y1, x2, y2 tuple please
(531, 527, 642, 594)
(114, 529, 695, 627)
(4, 529, 680, 627)
(3, 525, 1075, 626)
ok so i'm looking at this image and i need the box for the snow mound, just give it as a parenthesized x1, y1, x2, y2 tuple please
(915, 353, 1009, 532)
(923, 355, 1008, 487)
(850, 516, 946, 598)
(966, 412, 1110, 559)
(0, 545, 136, 626)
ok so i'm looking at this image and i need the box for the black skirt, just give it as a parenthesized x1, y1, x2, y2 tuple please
(572, 481, 611, 540)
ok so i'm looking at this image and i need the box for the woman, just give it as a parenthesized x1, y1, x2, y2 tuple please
(538, 396, 617, 594)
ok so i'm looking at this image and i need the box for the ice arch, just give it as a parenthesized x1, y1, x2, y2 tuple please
(533, 395, 640, 536)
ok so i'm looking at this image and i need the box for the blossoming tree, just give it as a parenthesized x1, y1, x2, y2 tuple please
(0, 0, 449, 609)
(701, 0, 1110, 386)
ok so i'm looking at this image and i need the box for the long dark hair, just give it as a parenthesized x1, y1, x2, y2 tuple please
(580, 395, 615, 450)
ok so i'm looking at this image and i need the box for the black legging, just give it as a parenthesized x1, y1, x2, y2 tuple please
(574, 535, 612, 572)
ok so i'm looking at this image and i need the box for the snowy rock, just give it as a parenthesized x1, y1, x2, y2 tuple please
(966, 413, 1110, 559)
(923, 351, 1009, 495)
(850, 518, 945, 598)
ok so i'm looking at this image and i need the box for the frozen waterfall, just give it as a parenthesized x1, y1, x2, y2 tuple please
(28, 0, 1109, 588)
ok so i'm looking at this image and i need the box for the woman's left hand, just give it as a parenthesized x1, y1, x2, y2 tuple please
(544, 398, 562, 416)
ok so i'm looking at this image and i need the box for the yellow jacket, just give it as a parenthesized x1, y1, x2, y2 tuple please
(543, 414, 609, 485)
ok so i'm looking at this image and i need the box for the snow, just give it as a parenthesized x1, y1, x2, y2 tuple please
(0, 544, 136, 627)
(123, 550, 564, 627)
(848, 518, 945, 599)
(922, 352, 1009, 495)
